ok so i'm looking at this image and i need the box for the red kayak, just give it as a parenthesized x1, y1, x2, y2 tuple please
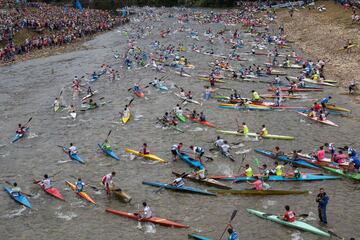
(268, 87, 323, 92)
(33, 178, 65, 201)
(105, 208, 189, 228)
(184, 114, 216, 128)
(134, 90, 144, 98)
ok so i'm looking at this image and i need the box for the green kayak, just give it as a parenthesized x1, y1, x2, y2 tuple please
(322, 167, 360, 181)
(247, 209, 330, 237)
(176, 113, 187, 122)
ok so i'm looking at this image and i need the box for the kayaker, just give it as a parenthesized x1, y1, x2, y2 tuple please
(162, 112, 170, 122)
(193, 167, 206, 179)
(282, 205, 296, 222)
(191, 110, 197, 119)
(140, 143, 150, 155)
(190, 145, 205, 163)
(227, 225, 239, 240)
(68, 143, 77, 157)
(186, 91, 193, 100)
(171, 143, 182, 160)
(349, 157, 360, 172)
(251, 90, 260, 101)
(102, 139, 112, 151)
(348, 81, 356, 94)
(10, 182, 22, 196)
(316, 188, 329, 224)
(88, 99, 98, 109)
(101, 171, 116, 195)
(272, 162, 284, 176)
(199, 112, 206, 122)
(123, 105, 130, 118)
(171, 176, 185, 188)
(324, 143, 336, 161)
(54, 97, 60, 109)
(237, 122, 249, 136)
(334, 150, 347, 165)
(91, 72, 98, 81)
(292, 166, 302, 178)
(215, 136, 225, 147)
(87, 86, 93, 95)
(220, 141, 231, 155)
(258, 124, 268, 137)
(313, 102, 321, 112)
(344, 146, 358, 158)
(273, 75, 281, 85)
(42, 174, 52, 189)
(272, 146, 284, 159)
(315, 146, 325, 161)
(133, 83, 140, 92)
(138, 202, 152, 220)
(69, 105, 76, 114)
(75, 177, 85, 193)
(16, 124, 25, 135)
(247, 176, 262, 190)
(319, 110, 326, 121)
(320, 96, 331, 109)
(244, 164, 253, 177)
(260, 164, 270, 178)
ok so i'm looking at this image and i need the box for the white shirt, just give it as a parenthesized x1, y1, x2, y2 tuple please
(43, 178, 52, 189)
(143, 206, 152, 218)
(69, 146, 77, 154)
(174, 177, 184, 187)
(215, 139, 224, 147)
(104, 173, 113, 185)
(171, 144, 178, 151)
(221, 144, 230, 153)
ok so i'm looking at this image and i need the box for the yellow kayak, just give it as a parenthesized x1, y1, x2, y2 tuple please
(54, 104, 60, 112)
(65, 181, 96, 204)
(325, 104, 351, 113)
(125, 148, 167, 163)
(198, 77, 225, 83)
(122, 111, 131, 124)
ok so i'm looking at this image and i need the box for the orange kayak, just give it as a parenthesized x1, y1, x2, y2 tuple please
(184, 114, 216, 128)
(65, 181, 96, 204)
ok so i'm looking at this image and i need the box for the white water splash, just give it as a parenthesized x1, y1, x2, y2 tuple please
(144, 223, 156, 234)
(55, 211, 78, 221)
(235, 149, 252, 155)
(290, 231, 304, 240)
(57, 160, 72, 164)
(28, 132, 38, 139)
(189, 127, 204, 132)
(232, 143, 245, 149)
(134, 114, 143, 121)
(2, 206, 27, 218)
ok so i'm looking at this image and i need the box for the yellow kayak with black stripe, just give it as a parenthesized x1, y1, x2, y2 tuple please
(125, 148, 167, 163)
(122, 111, 131, 124)
(216, 130, 294, 140)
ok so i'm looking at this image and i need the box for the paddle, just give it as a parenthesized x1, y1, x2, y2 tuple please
(23, 117, 33, 127)
(68, 175, 100, 191)
(128, 98, 135, 106)
(327, 230, 344, 239)
(5, 181, 32, 197)
(237, 153, 247, 173)
(154, 172, 188, 194)
(218, 210, 237, 240)
(104, 130, 112, 143)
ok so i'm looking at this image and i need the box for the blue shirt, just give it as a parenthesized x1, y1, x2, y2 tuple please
(228, 231, 239, 240)
(320, 97, 329, 104)
(317, 194, 329, 208)
(348, 147, 358, 158)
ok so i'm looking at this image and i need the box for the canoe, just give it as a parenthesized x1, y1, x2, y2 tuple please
(218, 105, 272, 111)
(3, 186, 32, 209)
(174, 93, 201, 105)
(98, 144, 120, 161)
(322, 167, 360, 181)
(133, 90, 144, 98)
(216, 130, 294, 140)
(11, 127, 29, 143)
(184, 114, 215, 128)
(297, 112, 339, 127)
(247, 209, 330, 237)
(324, 104, 351, 113)
(208, 188, 308, 195)
(125, 148, 167, 163)
(177, 152, 204, 169)
(188, 234, 213, 240)
(62, 147, 85, 164)
(268, 87, 322, 92)
(142, 181, 216, 196)
(109, 188, 132, 203)
(105, 208, 188, 228)
(176, 113, 186, 122)
(255, 149, 319, 169)
(33, 178, 65, 201)
(172, 171, 231, 189)
(303, 79, 337, 87)
(229, 174, 340, 182)
(122, 111, 131, 124)
(65, 181, 96, 204)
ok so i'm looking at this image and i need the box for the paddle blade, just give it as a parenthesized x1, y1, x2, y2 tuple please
(229, 209, 237, 221)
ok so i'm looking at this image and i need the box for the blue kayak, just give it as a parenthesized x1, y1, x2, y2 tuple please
(177, 152, 204, 169)
(188, 234, 213, 240)
(217, 106, 272, 111)
(11, 127, 29, 143)
(255, 149, 319, 169)
(63, 147, 85, 164)
(98, 144, 120, 161)
(230, 174, 340, 182)
(142, 181, 216, 196)
(4, 186, 32, 209)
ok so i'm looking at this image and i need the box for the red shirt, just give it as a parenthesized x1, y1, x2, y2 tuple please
(317, 150, 325, 161)
(283, 211, 296, 222)
(314, 103, 321, 112)
(142, 147, 149, 155)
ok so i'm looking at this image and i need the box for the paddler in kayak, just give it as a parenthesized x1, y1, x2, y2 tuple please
(102, 171, 116, 195)
(259, 164, 270, 178)
(227, 225, 239, 240)
(272, 146, 284, 159)
(75, 177, 85, 193)
(140, 143, 150, 154)
(190, 145, 205, 164)
(258, 124, 268, 137)
(246, 176, 263, 190)
(68, 143, 78, 158)
(282, 205, 296, 222)
(88, 99, 98, 109)
(199, 112, 206, 122)
(237, 122, 249, 136)
(343, 145, 358, 159)
(102, 139, 112, 151)
(215, 136, 225, 147)
(243, 164, 253, 177)
(42, 174, 52, 189)
(272, 162, 284, 176)
(171, 175, 185, 187)
(320, 96, 331, 109)
(171, 143, 182, 161)
(54, 97, 60, 111)
(324, 143, 336, 161)
(318, 110, 327, 121)
(137, 202, 152, 220)
(122, 104, 130, 118)
(87, 86, 94, 96)
(334, 150, 347, 165)
(68, 105, 76, 116)
(193, 166, 206, 179)
(251, 90, 261, 102)
(348, 81, 357, 94)
(314, 146, 325, 161)
(307, 107, 317, 118)
(10, 182, 22, 196)
(15, 123, 26, 136)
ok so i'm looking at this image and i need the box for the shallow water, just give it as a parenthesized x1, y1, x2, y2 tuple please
(0, 7, 359, 240)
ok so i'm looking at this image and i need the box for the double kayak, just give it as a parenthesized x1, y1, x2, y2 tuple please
(217, 105, 272, 111)
(177, 152, 204, 169)
(125, 148, 167, 163)
(172, 171, 231, 189)
(175, 93, 201, 105)
(322, 167, 360, 181)
(3, 186, 32, 209)
(98, 144, 120, 161)
(142, 181, 216, 196)
(184, 114, 216, 128)
(65, 181, 96, 204)
(268, 87, 323, 92)
(230, 174, 340, 182)
(62, 147, 85, 164)
(11, 127, 29, 143)
(105, 208, 189, 228)
(255, 149, 319, 169)
(122, 111, 131, 124)
(303, 78, 337, 87)
(157, 118, 184, 133)
(216, 130, 294, 140)
(247, 209, 330, 237)
(33, 178, 65, 201)
(297, 112, 339, 127)
(209, 188, 308, 195)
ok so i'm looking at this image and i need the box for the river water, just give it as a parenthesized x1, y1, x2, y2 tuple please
(0, 7, 359, 240)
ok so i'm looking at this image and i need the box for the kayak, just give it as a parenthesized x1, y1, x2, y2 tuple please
(142, 181, 216, 196)
(188, 234, 213, 240)
(3, 186, 32, 209)
(184, 114, 215, 128)
(98, 144, 120, 161)
(216, 130, 294, 140)
(172, 171, 231, 189)
(296, 153, 344, 169)
(11, 127, 29, 143)
(260, 94, 304, 99)
(110, 188, 132, 203)
(54, 103, 60, 112)
(105, 208, 189, 228)
(157, 118, 184, 133)
(175, 93, 201, 105)
(278, 64, 303, 69)
(151, 83, 168, 91)
(176, 113, 187, 122)
(81, 90, 98, 101)
(247, 209, 330, 237)
(65, 181, 96, 204)
(324, 104, 351, 113)
(198, 77, 225, 83)
(297, 112, 339, 127)
(177, 152, 204, 169)
(268, 87, 323, 92)
(122, 111, 131, 124)
(229, 174, 340, 182)
(218, 105, 272, 111)
(63, 147, 85, 164)
(267, 70, 287, 76)
(322, 167, 360, 181)
(174, 71, 191, 77)
(133, 90, 145, 98)
(303, 79, 337, 87)
(125, 148, 167, 163)
(208, 188, 308, 195)
(255, 149, 319, 169)
(33, 178, 65, 201)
